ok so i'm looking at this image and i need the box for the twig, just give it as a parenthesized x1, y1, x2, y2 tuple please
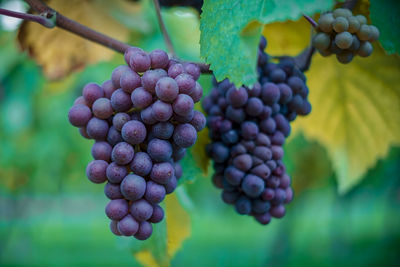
(0, 7, 55, 28)
(152, 0, 176, 57)
(303, 14, 317, 28)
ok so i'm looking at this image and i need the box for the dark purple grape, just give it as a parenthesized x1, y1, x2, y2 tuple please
(111, 89, 132, 112)
(271, 131, 285, 146)
(173, 123, 197, 148)
(255, 133, 271, 146)
(134, 221, 153, 240)
(183, 63, 200, 80)
(130, 199, 153, 221)
(130, 152, 153, 177)
(121, 174, 146, 201)
(278, 83, 293, 104)
(86, 160, 108, 183)
(92, 98, 113, 119)
(287, 76, 303, 93)
(280, 173, 291, 188)
(150, 49, 169, 69)
(79, 127, 90, 139)
(150, 162, 174, 184)
(107, 126, 123, 146)
(245, 97, 263, 116)
(270, 68, 286, 83)
(241, 174, 264, 197)
(91, 141, 112, 161)
(221, 130, 239, 144)
(130, 50, 151, 72)
(111, 65, 130, 88)
(175, 73, 195, 95)
(173, 109, 194, 123)
(113, 113, 130, 131)
(124, 47, 143, 66)
(104, 182, 123, 199)
(165, 175, 177, 194)
(233, 154, 252, 172)
(121, 120, 147, 145)
(190, 111, 206, 132)
(188, 81, 203, 103)
(261, 188, 275, 201)
(250, 164, 271, 179)
(120, 68, 141, 93)
(155, 77, 179, 102)
(152, 100, 173, 122)
(145, 181, 166, 204)
(87, 117, 109, 140)
(252, 200, 271, 214)
(174, 162, 183, 179)
(221, 190, 240, 204)
(151, 122, 174, 139)
(270, 205, 285, 218)
(226, 87, 248, 108)
(131, 87, 153, 109)
(117, 214, 139, 236)
(224, 166, 244, 186)
(255, 212, 271, 225)
(173, 94, 194, 116)
(241, 121, 259, 140)
(172, 146, 186, 161)
(105, 199, 129, 220)
(82, 83, 104, 106)
(285, 188, 293, 203)
(230, 143, 246, 157)
(168, 63, 184, 78)
(235, 196, 251, 215)
(102, 80, 116, 99)
(68, 104, 92, 127)
(271, 145, 284, 160)
(261, 83, 280, 105)
(142, 69, 168, 94)
(140, 106, 157, 125)
(147, 138, 172, 162)
(274, 114, 291, 137)
(258, 106, 272, 120)
(110, 220, 121, 236)
(212, 174, 224, 189)
(149, 204, 164, 223)
(106, 162, 127, 183)
(225, 106, 246, 123)
(111, 142, 134, 165)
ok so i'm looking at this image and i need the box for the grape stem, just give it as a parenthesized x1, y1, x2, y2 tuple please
(303, 14, 317, 28)
(0, 7, 55, 28)
(12, 0, 211, 73)
(152, 0, 176, 58)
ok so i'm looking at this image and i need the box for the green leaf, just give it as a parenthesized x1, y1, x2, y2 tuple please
(370, 0, 400, 55)
(200, 0, 334, 87)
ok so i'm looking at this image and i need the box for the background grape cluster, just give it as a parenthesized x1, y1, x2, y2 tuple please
(68, 47, 205, 240)
(203, 37, 311, 224)
(313, 8, 380, 63)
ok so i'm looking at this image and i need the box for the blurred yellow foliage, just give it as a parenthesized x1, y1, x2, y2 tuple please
(17, 0, 133, 80)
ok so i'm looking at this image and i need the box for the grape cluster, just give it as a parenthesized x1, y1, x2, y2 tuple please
(203, 37, 310, 225)
(68, 47, 205, 240)
(313, 8, 380, 63)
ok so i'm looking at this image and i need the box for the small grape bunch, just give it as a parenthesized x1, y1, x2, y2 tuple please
(312, 8, 380, 63)
(68, 47, 205, 240)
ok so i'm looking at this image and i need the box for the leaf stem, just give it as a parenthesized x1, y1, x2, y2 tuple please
(152, 0, 176, 58)
(0, 7, 55, 28)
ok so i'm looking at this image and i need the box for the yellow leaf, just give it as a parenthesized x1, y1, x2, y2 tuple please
(17, 0, 133, 80)
(191, 126, 210, 174)
(134, 250, 160, 267)
(293, 46, 400, 193)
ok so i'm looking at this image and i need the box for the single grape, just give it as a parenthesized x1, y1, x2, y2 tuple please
(141, 69, 168, 94)
(130, 199, 154, 222)
(120, 174, 146, 201)
(150, 162, 174, 184)
(226, 87, 248, 108)
(252, 200, 271, 214)
(164, 175, 177, 194)
(233, 154, 252, 172)
(145, 180, 166, 204)
(357, 24, 371, 41)
(140, 106, 157, 125)
(336, 51, 354, 64)
(173, 123, 197, 148)
(209, 142, 229, 163)
(111, 142, 134, 165)
(255, 212, 271, 225)
(82, 83, 104, 106)
(357, 41, 373, 57)
(120, 68, 141, 94)
(369, 25, 380, 42)
(110, 220, 121, 236)
(121, 120, 147, 145)
(86, 160, 108, 183)
(253, 146, 272, 161)
(104, 182, 123, 199)
(245, 97, 263, 116)
(183, 63, 201, 80)
(150, 49, 169, 69)
(111, 89, 132, 112)
(270, 205, 286, 218)
(221, 130, 239, 145)
(241, 174, 264, 198)
(261, 82, 280, 105)
(111, 65, 130, 88)
(188, 81, 203, 103)
(130, 50, 151, 72)
(92, 98, 113, 119)
(175, 73, 195, 95)
(224, 166, 244, 186)
(151, 122, 174, 139)
(134, 221, 153, 240)
(79, 127, 91, 139)
(250, 164, 271, 179)
(333, 8, 352, 18)
(241, 121, 259, 140)
(86, 117, 109, 140)
(312, 32, 331, 51)
(318, 13, 334, 33)
(151, 100, 173, 122)
(130, 152, 153, 177)
(107, 126, 123, 146)
(68, 104, 92, 127)
(91, 141, 112, 161)
(349, 35, 361, 51)
(225, 106, 246, 124)
(235, 196, 251, 215)
(347, 16, 360, 33)
(174, 162, 183, 179)
(73, 96, 87, 106)
(105, 199, 129, 220)
(106, 162, 127, 183)
(221, 190, 240, 204)
(155, 77, 179, 102)
(117, 214, 139, 236)
(332, 17, 349, 33)
(124, 47, 143, 66)
(149, 204, 164, 223)
(270, 68, 286, 83)
(113, 113, 130, 131)
(147, 138, 172, 162)
(173, 94, 194, 116)
(355, 14, 367, 25)
(168, 63, 184, 78)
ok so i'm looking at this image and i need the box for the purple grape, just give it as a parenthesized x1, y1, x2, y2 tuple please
(149, 204, 164, 223)
(105, 199, 129, 220)
(131, 87, 153, 109)
(260, 118, 276, 134)
(230, 143, 246, 157)
(68, 104, 92, 127)
(79, 127, 90, 139)
(120, 68, 141, 93)
(104, 182, 123, 199)
(140, 106, 157, 125)
(173, 110, 194, 123)
(287, 76, 304, 93)
(74, 96, 87, 106)
(92, 98, 113, 119)
(130, 199, 153, 221)
(124, 47, 143, 66)
(270, 205, 285, 218)
(279, 173, 291, 188)
(91, 141, 112, 161)
(274, 114, 291, 137)
(233, 154, 252, 172)
(120, 174, 146, 201)
(258, 106, 272, 120)
(110, 220, 121, 236)
(168, 63, 184, 78)
(111, 89, 132, 112)
(252, 200, 271, 214)
(130, 50, 151, 72)
(151, 100, 173, 122)
(107, 126, 123, 146)
(210, 142, 229, 163)
(150, 162, 174, 184)
(271, 145, 284, 160)
(253, 146, 272, 161)
(142, 69, 168, 94)
(117, 214, 139, 236)
(173, 123, 197, 148)
(255, 133, 271, 146)
(113, 113, 130, 131)
(121, 120, 147, 145)
(226, 87, 248, 108)
(261, 83, 280, 105)
(130, 152, 153, 177)
(250, 164, 271, 179)
(225, 106, 246, 123)
(241, 121, 259, 140)
(155, 77, 179, 102)
(255, 212, 271, 225)
(174, 162, 183, 179)
(278, 83, 293, 104)
(86, 160, 108, 183)
(224, 166, 244, 186)
(102, 80, 116, 99)
(172, 146, 186, 161)
(106, 162, 127, 183)
(82, 83, 104, 106)
(173, 94, 194, 116)
(188, 81, 203, 103)
(235, 196, 251, 215)
(147, 139, 172, 162)
(221, 190, 240, 204)
(183, 63, 200, 80)
(261, 188, 275, 201)
(285, 188, 293, 203)
(134, 221, 153, 240)
(111, 65, 130, 88)
(111, 142, 134, 165)
(245, 97, 263, 116)
(271, 131, 285, 146)
(86, 117, 109, 140)
(241, 174, 264, 198)
(165, 175, 177, 194)
(270, 68, 286, 83)
(221, 130, 239, 144)
(175, 73, 195, 95)
(190, 111, 206, 132)
(151, 122, 174, 139)
(145, 180, 166, 204)
(150, 49, 169, 69)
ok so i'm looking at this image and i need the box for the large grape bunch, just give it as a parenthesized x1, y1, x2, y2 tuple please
(68, 47, 205, 240)
(203, 37, 311, 225)
(313, 8, 379, 63)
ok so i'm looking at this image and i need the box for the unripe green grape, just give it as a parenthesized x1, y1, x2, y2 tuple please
(318, 13, 335, 33)
(357, 25, 371, 41)
(358, 41, 373, 57)
(333, 8, 353, 18)
(369, 25, 380, 42)
(335, 32, 353, 49)
(355, 14, 367, 25)
(349, 35, 361, 51)
(347, 16, 361, 33)
(313, 32, 331, 51)
(336, 51, 354, 64)
(333, 17, 349, 33)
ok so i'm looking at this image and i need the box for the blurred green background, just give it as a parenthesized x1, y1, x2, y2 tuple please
(1, 0, 400, 266)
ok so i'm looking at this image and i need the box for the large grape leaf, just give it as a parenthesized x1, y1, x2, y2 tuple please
(17, 0, 133, 80)
(200, 0, 334, 87)
(370, 0, 400, 55)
